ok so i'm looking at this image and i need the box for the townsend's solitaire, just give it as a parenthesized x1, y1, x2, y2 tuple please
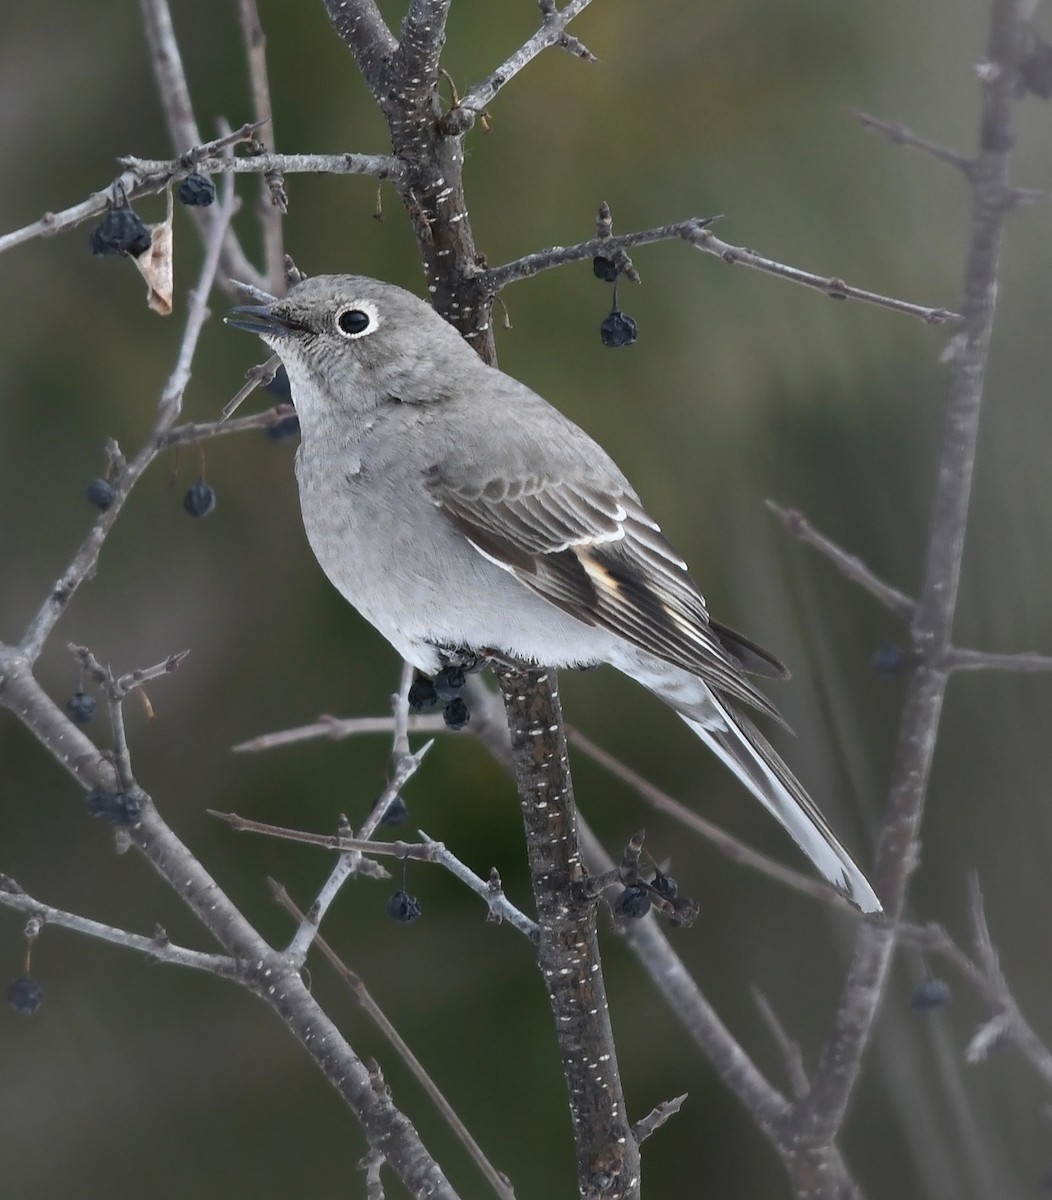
(227, 275, 880, 913)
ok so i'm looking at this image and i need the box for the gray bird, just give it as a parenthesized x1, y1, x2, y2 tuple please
(227, 275, 880, 913)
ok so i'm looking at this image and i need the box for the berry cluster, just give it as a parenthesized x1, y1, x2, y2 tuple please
(408, 666, 470, 729)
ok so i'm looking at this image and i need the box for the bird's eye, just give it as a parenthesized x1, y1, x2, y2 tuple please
(335, 301, 381, 339)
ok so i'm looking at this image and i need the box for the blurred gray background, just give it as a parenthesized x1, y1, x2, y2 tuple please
(2, 1, 1052, 1197)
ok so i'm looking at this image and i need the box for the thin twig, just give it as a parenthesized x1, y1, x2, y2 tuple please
(139, 0, 263, 289)
(752, 988, 810, 1099)
(456, 0, 597, 118)
(273, 882, 518, 1200)
(211, 807, 538, 937)
(474, 219, 957, 325)
(0, 123, 261, 256)
(232, 712, 447, 753)
(966, 875, 1052, 1087)
(18, 180, 237, 663)
(766, 501, 917, 621)
(855, 111, 974, 176)
(0, 151, 403, 258)
(237, 0, 285, 292)
(416, 829, 539, 940)
(945, 648, 1052, 672)
(0, 879, 238, 977)
(284, 741, 435, 963)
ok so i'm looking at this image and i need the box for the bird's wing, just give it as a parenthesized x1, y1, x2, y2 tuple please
(426, 464, 786, 719)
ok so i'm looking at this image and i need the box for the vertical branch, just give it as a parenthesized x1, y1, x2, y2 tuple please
(237, 0, 286, 293)
(494, 663, 641, 1200)
(783, 0, 1029, 1180)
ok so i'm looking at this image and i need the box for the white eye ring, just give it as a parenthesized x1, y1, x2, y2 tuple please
(335, 299, 382, 339)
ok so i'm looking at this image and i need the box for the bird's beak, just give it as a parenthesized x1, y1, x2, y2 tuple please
(224, 305, 301, 337)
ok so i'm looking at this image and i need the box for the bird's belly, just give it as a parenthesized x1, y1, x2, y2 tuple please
(295, 466, 610, 672)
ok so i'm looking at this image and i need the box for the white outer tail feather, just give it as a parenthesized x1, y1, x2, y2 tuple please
(678, 703, 882, 913)
(612, 647, 882, 913)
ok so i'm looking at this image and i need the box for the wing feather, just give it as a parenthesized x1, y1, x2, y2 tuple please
(427, 465, 785, 719)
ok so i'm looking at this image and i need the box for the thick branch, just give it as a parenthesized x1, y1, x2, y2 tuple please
(323, 0, 398, 100)
(0, 650, 460, 1199)
(494, 664, 641, 1200)
(789, 0, 1029, 1167)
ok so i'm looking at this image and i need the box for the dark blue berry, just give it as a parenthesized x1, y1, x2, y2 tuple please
(408, 677, 439, 711)
(265, 413, 300, 440)
(89, 207, 151, 257)
(442, 697, 469, 730)
(651, 871, 678, 900)
(872, 643, 908, 678)
(592, 255, 619, 282)
(433, 666, 465, 701)
(911, 977, 952, 1011)
(85, 790, 141, 827)
(177, 173, 216, 207)
(183, 482, 216, 518)
(615, 884, 652, 919)
(66, 691, 97, 725)
(385, 890, 422, 923)
(8, 975, 43, 1016)
(380, 796, 409, 827)
(85, 478, 115, 511)
(600, 311, 638, 348)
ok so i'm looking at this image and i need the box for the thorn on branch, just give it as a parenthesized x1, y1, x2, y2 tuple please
(631, 1094, 688, 1144)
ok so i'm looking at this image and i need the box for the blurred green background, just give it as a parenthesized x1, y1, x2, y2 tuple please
(3, 2, 1052, 1197)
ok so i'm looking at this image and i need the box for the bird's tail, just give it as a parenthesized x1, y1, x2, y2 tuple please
(615, 651, 882, 913)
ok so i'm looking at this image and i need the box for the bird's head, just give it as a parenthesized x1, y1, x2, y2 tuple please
(226, 274, 479, 418)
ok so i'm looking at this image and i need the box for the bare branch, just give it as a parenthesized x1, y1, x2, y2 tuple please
(285, 741, 434, 963)
(323, 0, 399, 99)
(967, 876, 1052, 1087)
(0, 879, 238, 978)
(946, 647, 1052, 672)
(475, 218, 957, 325)
(396, 0, 453, 104)
(213, 804, 539, 937)
(274, 883, 517, 1200)
(855, 110, 974, 176)
(416, 831, 540, 939)
(232, 711, 447, 752)
(766, 500, 918, 620)
(0, 123, 263, 256)
(752, 988, 810, 1099)
(456, 0, 598, 117)
(796, 0, 1032, 1152)
(139, 0, 203, 151)
(493, 664, 641, 1198)
(575, 817, 788, 1129)
(236, 0, 285, 291)
(18, 184, 236, 663)
(161, 406, 290, 448)
(0, 657, 460, 1197)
